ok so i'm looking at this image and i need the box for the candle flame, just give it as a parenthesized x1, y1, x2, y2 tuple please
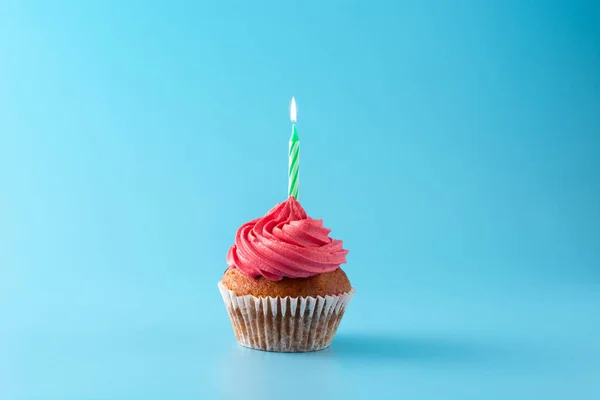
(290, 97, 297, 122)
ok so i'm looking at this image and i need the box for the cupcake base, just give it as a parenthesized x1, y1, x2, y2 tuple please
(218, 281, 355, 352)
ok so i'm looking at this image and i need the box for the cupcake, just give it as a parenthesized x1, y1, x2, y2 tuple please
(218, 196, 354, 352)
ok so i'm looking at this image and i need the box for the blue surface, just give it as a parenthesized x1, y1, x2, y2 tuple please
(1, 1, 599, 399)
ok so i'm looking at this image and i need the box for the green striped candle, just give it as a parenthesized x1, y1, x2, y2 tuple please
(288, 97, 299, 199)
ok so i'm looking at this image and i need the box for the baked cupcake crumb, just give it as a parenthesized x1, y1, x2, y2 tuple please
(222, 267, 352, 298)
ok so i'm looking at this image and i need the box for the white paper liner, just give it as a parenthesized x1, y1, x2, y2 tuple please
(218, 281, 355, 352)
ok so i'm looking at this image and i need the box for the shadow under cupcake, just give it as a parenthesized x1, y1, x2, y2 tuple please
(218, 196, 354, 353)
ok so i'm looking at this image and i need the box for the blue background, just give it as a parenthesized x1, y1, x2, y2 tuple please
(1, 0, 599, 399)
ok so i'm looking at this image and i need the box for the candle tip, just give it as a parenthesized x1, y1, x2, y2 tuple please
(290, 97, 297, 122)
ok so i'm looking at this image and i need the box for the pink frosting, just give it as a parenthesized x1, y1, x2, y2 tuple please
(226, 197, 348, 281)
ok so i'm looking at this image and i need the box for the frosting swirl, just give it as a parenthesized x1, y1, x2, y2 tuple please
(226, 197, 348, 281)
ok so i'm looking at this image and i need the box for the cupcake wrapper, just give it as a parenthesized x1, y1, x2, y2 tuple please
(218, 281, 355, 353)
